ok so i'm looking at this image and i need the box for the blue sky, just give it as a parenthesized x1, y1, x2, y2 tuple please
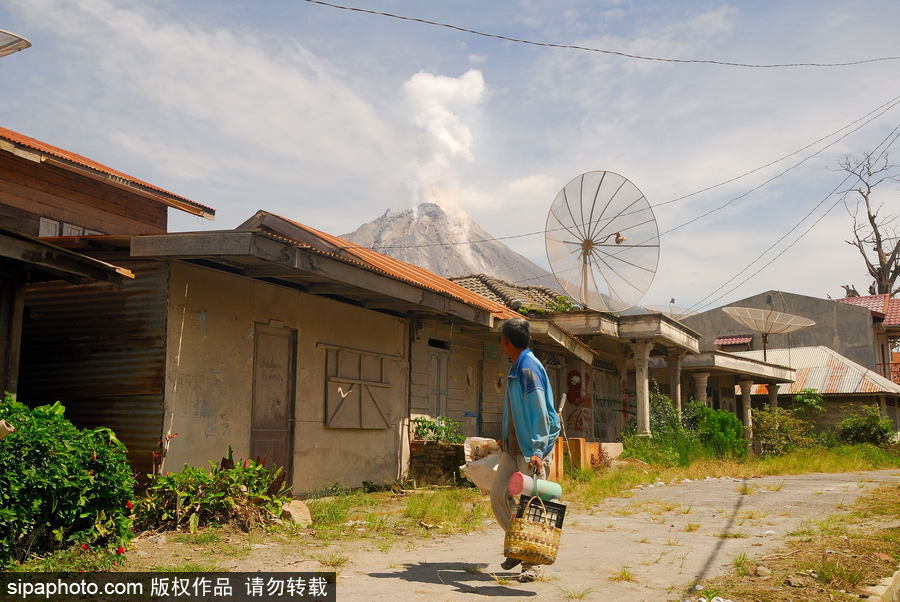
(2, 0, 899, 311)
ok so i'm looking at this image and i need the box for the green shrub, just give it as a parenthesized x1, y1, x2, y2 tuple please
(0, 393, 134, 568)
(837, 405, 894, 446)
(622, 389, 746, 467)
(134, 447, 292, 533)
(753, 406, 814, 457)
(411, 416, 464, 443)
(791, 388, 826, 419)
(685, 400, 748, 460)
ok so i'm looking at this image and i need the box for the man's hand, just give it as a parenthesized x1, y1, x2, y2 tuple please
(528, 454, 543, 473)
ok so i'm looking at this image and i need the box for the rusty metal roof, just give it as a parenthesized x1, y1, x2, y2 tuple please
(836, 294, 900, 326)
(0, 125, 215, 219)
(254, 212, 521, 321)
(715, 335, 753, 345)
(732, 346, 900, 396)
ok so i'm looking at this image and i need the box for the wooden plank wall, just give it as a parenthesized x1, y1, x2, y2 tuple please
(410, 321, 508, 438)
(0, 153, 167, 235)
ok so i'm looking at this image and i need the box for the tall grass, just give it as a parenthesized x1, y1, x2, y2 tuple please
(404, 489, 490, 533)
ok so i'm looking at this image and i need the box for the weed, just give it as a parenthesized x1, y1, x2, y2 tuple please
(315, 552, 349, 568)
(717, 532, 748, 539)
(174, 531, 222, 545)
(490, 573, 511, 585)
(732, 552, 749, 576)
(559, 586, 595, 599)
(637, 537, 650, 544)
(684, 523, 700, 532)
(463, 565, 484, 575)
(665, 536, 681, 546)
(765, 480, 785, 491)
(609, 566, 636, 582)
(737, 483, 756, 495)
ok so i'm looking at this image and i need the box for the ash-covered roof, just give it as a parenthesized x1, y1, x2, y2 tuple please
(449, 273, 565, 312)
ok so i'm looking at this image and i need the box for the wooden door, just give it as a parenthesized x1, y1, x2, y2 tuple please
(428, 350, 449, 417)
(251, 324, 296, 482)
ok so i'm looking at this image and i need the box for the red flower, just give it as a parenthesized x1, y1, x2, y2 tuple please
(81, 544, 89, 550)
(113, 561, 118, 567)
(125, 500, 133, 510)
(116, 546, 125, 555)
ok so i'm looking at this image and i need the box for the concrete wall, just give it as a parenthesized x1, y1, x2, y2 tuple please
(162, 262, 408, 492)
(682, 291, 877, 370)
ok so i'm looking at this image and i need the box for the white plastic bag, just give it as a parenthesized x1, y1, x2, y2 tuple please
(460, 451, 502, 493)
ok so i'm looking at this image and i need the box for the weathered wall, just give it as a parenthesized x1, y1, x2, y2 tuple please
(682, 291, 877, 370)
(0, 154, 167, 235)
(409, 321, 510, 439)
(162, 262, 408, 492)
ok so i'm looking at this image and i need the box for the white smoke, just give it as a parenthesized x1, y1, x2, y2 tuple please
(403, 69, 489, 216)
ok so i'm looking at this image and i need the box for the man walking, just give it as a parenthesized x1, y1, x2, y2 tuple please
(491, 317, 561, 582)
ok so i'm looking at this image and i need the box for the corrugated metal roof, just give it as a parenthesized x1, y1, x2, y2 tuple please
(0, 125, 215, 218)
(836, 294, 900, 326)
(731, 346, 900, 396)
(262, 213, 521, 321)
(715, 335, 753, 345)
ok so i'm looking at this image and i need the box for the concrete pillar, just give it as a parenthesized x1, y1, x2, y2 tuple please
(739, 379, 753, 441)
(692, 372, 710, 405)
(768, 384, 779, 407)
(667, 349, 686, 417)
(878, 395, 887, 416)
(632, 341, 654, 438)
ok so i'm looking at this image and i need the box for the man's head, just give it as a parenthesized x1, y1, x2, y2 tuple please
(500, 317, 530, 359)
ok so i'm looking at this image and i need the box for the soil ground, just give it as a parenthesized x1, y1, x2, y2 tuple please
(127, 469, 900, 601)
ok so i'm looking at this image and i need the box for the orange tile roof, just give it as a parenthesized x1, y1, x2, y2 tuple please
(837, 294, 900, 326)
(266, 213, 521, 321)
(0, 125, 215, 217)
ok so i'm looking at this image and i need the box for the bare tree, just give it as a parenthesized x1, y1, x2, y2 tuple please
(840, 154, 900, 297)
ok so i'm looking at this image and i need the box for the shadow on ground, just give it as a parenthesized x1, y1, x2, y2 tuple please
(368, 562, 536, 597)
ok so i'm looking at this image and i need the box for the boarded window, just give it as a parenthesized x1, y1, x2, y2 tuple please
(319, 343, 396, 429)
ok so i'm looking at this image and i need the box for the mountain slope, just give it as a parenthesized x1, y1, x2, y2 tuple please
(341, 203, 560, 291)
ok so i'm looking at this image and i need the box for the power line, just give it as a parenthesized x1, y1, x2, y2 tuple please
(686, 122, 900, 313)
(351, 92, 900, 253)
(302, 0, 900, 68)
(655, 97, 900, 238)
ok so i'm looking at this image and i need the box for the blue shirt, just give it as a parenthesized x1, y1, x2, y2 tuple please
(502, 349, 561, 460)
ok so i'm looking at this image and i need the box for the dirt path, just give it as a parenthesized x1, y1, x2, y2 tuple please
(130, 469, 900, 601)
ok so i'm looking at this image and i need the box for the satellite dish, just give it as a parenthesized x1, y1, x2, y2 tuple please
(545, 171, 659, 312)
(722, 306, 815, 360)
(0, 30, 31, 57)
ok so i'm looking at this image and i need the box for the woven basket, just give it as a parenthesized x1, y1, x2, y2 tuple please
(503, 496, 562, 565)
